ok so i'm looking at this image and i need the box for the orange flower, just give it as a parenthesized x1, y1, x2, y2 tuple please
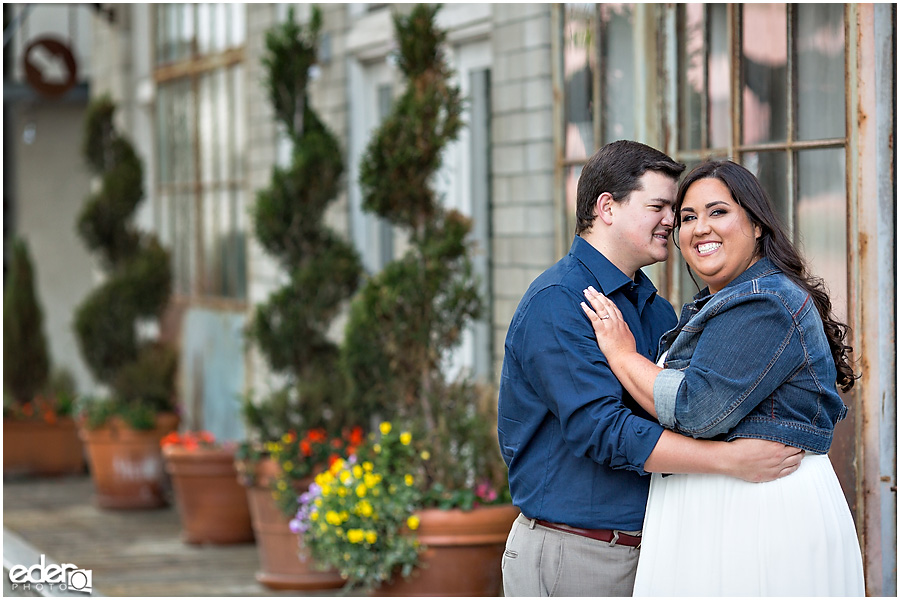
(308, 428, 327, 443)
(42, 408, 57, 425)
(21, 402, 34, 418)
(300, 440, 312, 457)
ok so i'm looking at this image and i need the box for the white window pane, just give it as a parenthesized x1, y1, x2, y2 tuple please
(797, 148, 847, 323)
(796, 4, 845, 141)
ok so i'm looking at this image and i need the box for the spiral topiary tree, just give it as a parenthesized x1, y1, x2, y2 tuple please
(74, 96, 176, 429)
(244, 7, 363, 442)
(343, 4, 503, 499)
(3, 238, 50, 405)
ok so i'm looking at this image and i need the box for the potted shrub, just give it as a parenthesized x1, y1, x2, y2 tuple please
(73, 96, 178, 509)
(161, 431, 253, 545)
(323, 4, 515, 595)
(3, 238, 85, 477)
(236, 6, 363, 590)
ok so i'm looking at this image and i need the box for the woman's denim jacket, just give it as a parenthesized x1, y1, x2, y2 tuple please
(653, 258, 847, 454)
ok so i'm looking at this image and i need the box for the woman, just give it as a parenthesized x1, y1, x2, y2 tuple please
(580, 160, 864, 596)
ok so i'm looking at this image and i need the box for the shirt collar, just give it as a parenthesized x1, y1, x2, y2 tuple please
(570, 236, 659, 308)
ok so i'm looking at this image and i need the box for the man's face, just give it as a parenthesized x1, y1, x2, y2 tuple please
(606, 170, 677, 274)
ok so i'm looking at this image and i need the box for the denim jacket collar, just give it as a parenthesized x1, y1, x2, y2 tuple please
(692, 256, 780, 304)
(571, 236, 658, 312)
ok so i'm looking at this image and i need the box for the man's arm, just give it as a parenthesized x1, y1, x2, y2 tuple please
(644, 430, 804, 483)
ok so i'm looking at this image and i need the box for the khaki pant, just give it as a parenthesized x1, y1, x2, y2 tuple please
(502, 514, 641, 597)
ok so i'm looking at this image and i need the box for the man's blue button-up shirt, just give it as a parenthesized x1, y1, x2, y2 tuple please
(498, 236, 678, 531)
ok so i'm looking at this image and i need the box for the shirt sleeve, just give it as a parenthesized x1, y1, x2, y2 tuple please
(653, 292, 806, 438)
(520, 285, 664, 474)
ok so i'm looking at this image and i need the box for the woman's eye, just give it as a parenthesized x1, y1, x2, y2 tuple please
(681, 214, 696, 222)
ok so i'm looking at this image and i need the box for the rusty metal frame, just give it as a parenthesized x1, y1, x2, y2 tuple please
(846, 4, 897, 596)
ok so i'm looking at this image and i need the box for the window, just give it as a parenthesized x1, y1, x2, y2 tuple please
(561, 3, 640, 242)
(556, 4, 849, 317)
(154, 3, 247, 301)
(670, 4, 847, 315)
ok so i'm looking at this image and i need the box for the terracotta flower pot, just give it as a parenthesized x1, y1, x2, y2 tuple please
(163, 445, 254, 544)
(374, 503, 520, 597)
(79, 413, 179, 509)
(3, 417, 86, 477)
(238, 457, 345, 590)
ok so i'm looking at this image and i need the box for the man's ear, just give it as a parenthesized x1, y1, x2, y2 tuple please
(595, 192, 615, 226)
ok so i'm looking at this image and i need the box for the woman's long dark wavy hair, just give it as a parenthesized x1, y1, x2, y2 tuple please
(675, 160, 858, 392)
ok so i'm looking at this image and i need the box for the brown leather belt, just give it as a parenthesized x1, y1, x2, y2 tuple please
(533, 519, 642, 547)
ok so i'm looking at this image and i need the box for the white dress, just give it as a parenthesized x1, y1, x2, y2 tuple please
(632, 453, 865, 596)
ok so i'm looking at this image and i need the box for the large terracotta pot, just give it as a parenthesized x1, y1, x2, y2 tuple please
(3, 417, 85, 477)
(238, 457, 345, 590)
(374, 503, 520, 597)
(163, 445, 254, 544)
(79, 413, 179, 509)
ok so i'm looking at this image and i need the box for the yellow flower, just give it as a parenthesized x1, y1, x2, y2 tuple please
(282, 460, 294, 471)
(373, 444, 382, 454)
(362, 461, 374, 472)
(356, 483, 367, 498)
(314, 498, 322, 507)
(352, 465, 363, 478)
(339, 470, 352, 484)
(337, 486, 348, 497)
(347, 529, 365, 544)
(281, 433, 292, 444)
(379, 422, 392, 435)
(400, 431, 412, 445)
(330, 458, 345, 474)
(420, 450, 431, 460)
(326, 511, 342, 526)
(365, 530, 377, 544)
(277, 479, 288, 491)
(404, 474, 414, 486)
(340, 511, 349, 522)
(363, 473, 380, 488)
(343, 553, 351, 561)
(407, 515, 421, 531)
(356, 500, 373, 517)
(310, 511, 319, 521)
(319, 522, 328, 532)
(321, 484, 332, 496)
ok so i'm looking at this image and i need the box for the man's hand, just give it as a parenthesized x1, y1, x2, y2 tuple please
(721, 438, 805, 483)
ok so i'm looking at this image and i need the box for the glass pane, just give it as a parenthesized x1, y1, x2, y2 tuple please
(742, 151, 789, 229)
(231, 65, 245, 178)
(796, 4, 845, 140)
(797, 148, 847, 323)
(564, 3, 595, 160)
(230, 4, 246, 48)
(565, 164, 583, 238)
(198, 73, 215, 184)
(678, 4, 704, 151)
(197, 3, 211, 55)
(707, 4, 730, 149)
(600, 4, 635, 143)
(741, 4, 787, 144)
(201, 190, 219, 295)
(225, 189, 247, 299)
(175, 191, 194, 295)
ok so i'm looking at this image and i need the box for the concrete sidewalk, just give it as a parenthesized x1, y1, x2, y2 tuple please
(2, 474, 336, 597)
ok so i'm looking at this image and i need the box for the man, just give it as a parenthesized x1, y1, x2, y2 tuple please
(498, 140, 803, 596)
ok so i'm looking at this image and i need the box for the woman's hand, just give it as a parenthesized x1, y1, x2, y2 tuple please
(580, 287, 637, 359)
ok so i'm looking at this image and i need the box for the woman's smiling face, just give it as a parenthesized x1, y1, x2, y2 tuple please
(678, 177, 762, 294)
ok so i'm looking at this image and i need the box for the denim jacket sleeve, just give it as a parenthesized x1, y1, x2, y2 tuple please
(653, 291, 806, 438)
(519, 286, 664, 473)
